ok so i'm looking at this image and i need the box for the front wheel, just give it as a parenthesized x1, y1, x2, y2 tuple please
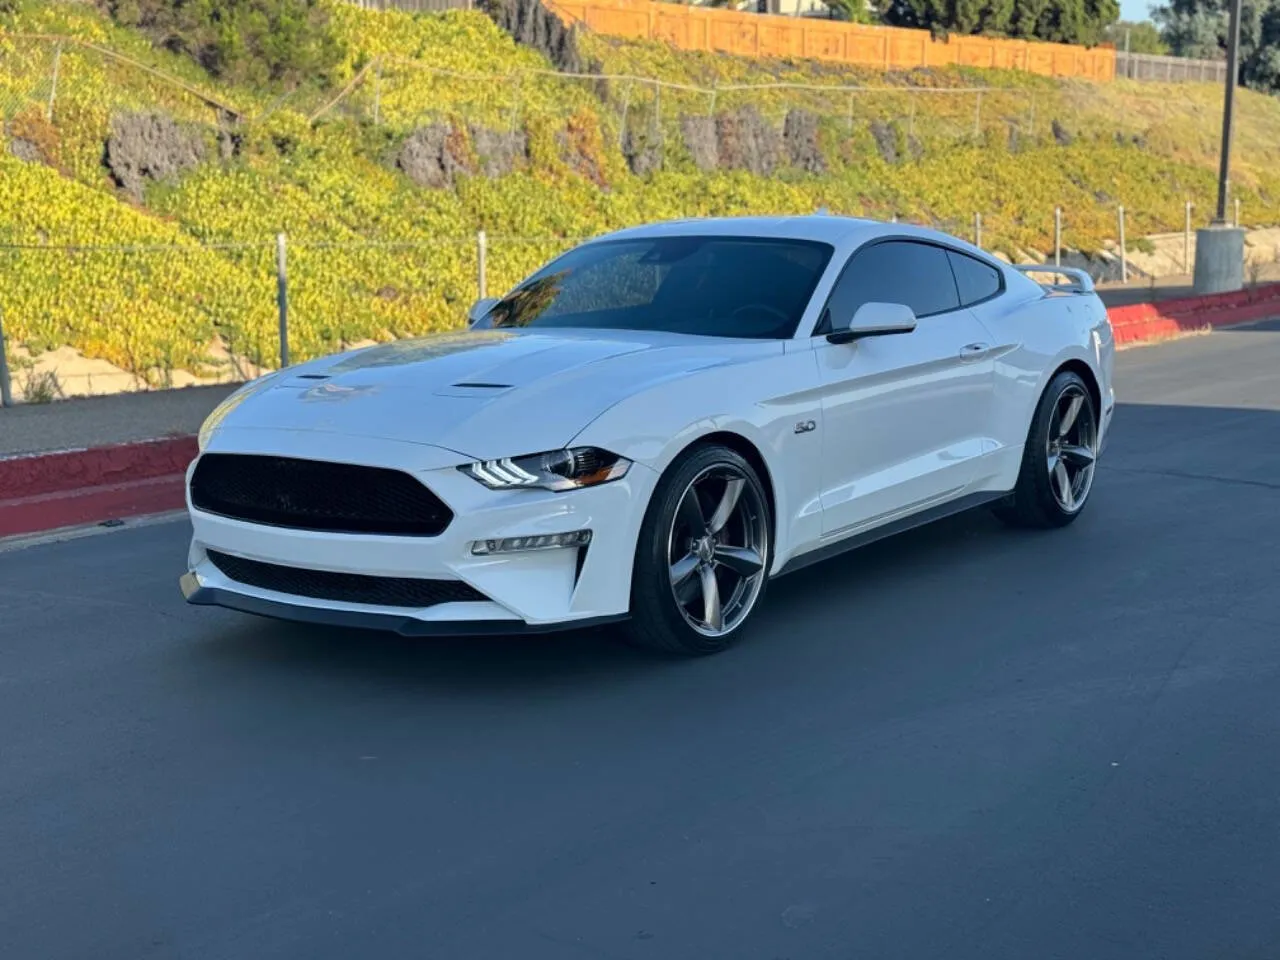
(623, 445, 772, 655)
(993, 370, 1099, 529)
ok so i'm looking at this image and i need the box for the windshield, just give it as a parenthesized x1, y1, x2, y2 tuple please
(474, 235, 834, 339)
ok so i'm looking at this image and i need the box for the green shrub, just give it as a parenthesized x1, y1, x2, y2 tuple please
(99, 0, 345, 90)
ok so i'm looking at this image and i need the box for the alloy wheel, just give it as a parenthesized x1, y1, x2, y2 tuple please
(667, 465, 769, 638)
(1046, 383, 1097, 514)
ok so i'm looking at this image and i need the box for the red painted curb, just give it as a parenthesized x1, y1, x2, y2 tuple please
(0, 436, 196, 539)
(0, 435, 197, 501)
(0, 474, 188, 539)
(1108, 282, 1280, 346)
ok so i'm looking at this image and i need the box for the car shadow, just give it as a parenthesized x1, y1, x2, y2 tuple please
(193, 614, 673, 694)
(190, 505, 1011, 695)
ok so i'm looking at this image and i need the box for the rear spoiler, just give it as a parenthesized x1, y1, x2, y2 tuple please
(1011, 264, 1095, 294)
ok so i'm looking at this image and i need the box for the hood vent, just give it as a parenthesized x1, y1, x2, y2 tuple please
(451, 381, 512, 389)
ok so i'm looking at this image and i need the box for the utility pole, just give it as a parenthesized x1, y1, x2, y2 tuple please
(1193, 0, 1246, 293)
(1214, 0, 1242, 225)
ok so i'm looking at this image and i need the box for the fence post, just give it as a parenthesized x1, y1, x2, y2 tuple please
(477, 229, 488, 300)
(275, 233, 290, 368)
(973, 91, 982, 139)
(1117, 205, 1128, 283)
(974, 212, 982, 248)
(619, 79, 632, 149)
(1235, 196, 1241, 228)
(372, 57, 382, 127)
(1054, 206, 1062, 267)
(846, 91, 854, 134)
(0, 307, 13, 409)
(908, 93, 916, 140)
(47, 41, 63, 122)
(1184, 200, 1192, 274)
(1028, 91, 1036, 139)
(509, 71, 524, 134)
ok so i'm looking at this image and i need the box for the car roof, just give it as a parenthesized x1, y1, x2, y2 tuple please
(587, 215, 982, 256)
(596, 215, 875, 245)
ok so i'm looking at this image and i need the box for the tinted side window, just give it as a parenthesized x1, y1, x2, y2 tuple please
(947, 250, 1002, 306)
(822, 240, 960, 331)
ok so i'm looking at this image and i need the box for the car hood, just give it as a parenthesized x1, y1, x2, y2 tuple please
(208, 329, 768, 460)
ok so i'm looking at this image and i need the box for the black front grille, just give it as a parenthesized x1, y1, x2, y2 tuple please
(191, 454, 452, 536)
(207, 550, 487, 608)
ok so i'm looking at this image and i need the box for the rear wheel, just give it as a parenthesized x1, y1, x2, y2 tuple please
(993, 370, 1099, 529)
(623, 445, 771, 656)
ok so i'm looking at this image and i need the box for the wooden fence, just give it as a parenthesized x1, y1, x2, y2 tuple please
(543, 0, 1116, 81)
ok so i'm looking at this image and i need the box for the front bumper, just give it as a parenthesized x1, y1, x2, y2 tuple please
(180, 573, 626, 636)
(181, 428, 657, 633)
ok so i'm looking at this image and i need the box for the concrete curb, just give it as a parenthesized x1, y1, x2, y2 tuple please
(0, 436, 196, 538)
(3, 286, 1279, 541)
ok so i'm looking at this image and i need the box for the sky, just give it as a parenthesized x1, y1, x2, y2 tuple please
(1120, 0, 1155, 21)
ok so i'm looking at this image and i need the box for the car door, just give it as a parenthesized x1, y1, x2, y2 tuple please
(813, 239, 997, 538)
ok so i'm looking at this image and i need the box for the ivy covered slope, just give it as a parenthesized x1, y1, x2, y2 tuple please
(2, 0, 1279, 378)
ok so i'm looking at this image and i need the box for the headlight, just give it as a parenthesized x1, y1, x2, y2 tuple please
(461, 447, 631, 491)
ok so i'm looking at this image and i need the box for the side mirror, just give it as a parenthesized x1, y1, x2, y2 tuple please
(826, 301, 917, 345)
(467, 296, 500, 327)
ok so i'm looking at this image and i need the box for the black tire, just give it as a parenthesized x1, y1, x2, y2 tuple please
(622, 444, 772, 656)
(993, 369, 1099, 529)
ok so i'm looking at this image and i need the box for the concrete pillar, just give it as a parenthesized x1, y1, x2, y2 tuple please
(1192, 225, 1245, 295)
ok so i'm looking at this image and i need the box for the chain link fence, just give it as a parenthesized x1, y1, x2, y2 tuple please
(325, 56, 1055, 157)
(5, 31, 1247, 168)
(5, 206, 1279, 406)
(0, 235, 577, 404)
(1115, 52, 1229, 84)
(0, 32, 240, 123)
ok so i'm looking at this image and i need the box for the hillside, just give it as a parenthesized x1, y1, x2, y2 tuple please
(2, 0, 1279, 387)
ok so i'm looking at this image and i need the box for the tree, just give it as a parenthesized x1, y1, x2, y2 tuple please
(1104, 18, 1170, 51)
(874, 0, 1119, 45)
(819, 0, 878, 22)
(100, 0, 345, 90)
(1154, 0, 1280, 91)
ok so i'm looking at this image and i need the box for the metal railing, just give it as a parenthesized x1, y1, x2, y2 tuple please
(1116, 51, 1230, 84)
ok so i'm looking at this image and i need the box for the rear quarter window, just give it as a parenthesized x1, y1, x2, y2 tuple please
(947, 251, 1003, 306)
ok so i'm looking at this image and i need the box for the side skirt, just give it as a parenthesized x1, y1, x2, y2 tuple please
(772, 490, 1006, 578)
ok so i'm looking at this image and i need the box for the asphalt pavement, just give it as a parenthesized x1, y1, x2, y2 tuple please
(3, 322, 1280, 960)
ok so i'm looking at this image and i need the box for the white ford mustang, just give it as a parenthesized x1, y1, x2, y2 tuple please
(182, 215, 1115, 654)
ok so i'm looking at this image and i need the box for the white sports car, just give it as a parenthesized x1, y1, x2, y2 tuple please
(182, 215, 1115, 654)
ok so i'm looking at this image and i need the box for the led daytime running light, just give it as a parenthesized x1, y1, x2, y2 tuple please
(471, 530, 593, 555)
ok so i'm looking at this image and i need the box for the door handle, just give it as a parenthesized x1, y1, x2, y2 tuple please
(959, 342, 990, 360)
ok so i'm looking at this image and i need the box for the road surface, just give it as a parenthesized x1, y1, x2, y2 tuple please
(3, 322, 1280, 960)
